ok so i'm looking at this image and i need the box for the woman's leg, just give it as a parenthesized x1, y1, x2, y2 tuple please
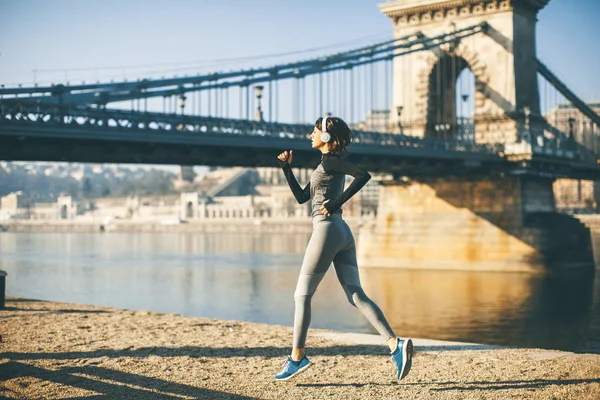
(332, 222, 413, 380)
(332, 242, 397, 350)
(292, 221, 341, 358)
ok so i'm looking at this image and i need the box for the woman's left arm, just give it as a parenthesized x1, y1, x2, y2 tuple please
(321, 157, 371, 214)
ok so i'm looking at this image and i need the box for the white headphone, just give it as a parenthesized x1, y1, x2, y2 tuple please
(321, 116, 331, 143)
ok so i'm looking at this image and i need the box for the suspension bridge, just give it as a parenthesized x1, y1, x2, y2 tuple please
(0, 1, 598, 180)
(0, 0, 598, 271)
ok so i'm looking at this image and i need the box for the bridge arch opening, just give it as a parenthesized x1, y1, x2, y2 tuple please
(186, 201, 194, 218)
(456, 67, 475, 143)
(60, 205, 68, 219)
(424, 54, 475, 142)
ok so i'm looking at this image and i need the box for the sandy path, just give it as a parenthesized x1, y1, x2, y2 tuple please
(1, 297, 599, 399)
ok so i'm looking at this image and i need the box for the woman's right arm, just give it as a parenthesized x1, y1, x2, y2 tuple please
(277, 151, 311, 204)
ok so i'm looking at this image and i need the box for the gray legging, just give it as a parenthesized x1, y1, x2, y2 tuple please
(293, 213, 396, 349)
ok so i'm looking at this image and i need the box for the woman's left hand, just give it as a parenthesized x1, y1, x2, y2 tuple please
(320, 199, 331, 217)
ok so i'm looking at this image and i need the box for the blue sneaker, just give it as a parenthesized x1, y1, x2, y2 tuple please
(275, 355, 312, 381)
(391, 338, 413, 380)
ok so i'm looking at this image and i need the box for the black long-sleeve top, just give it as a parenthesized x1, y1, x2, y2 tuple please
(278, 153, 371, 218)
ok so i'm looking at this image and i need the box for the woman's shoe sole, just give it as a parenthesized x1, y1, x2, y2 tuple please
(400, 339, 413, 380)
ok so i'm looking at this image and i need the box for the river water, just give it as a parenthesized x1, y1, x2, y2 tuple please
(1, 231, 599, 353)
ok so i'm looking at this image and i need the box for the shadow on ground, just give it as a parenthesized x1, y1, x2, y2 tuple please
(0, 361, 257, 400)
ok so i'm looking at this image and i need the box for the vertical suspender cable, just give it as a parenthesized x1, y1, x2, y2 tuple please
(313, 75, 317, 119)
(452, 52, 456, 139)
(357, 66, 362, 124)
(338, 68, 342, 118)
(319, 73, 323, 115)
(334, 70, 338, 116)
(363, 65, 368, 127)
(359, 65, 363, 124)
(302, 77, 306, 123)
(408, 53, 413, 132)
(200, 91, 203, 116)
(294, 79, 298, 123)
(370, 60, 374, 128)
(216, 87, 219, 118)
(385, 58, 390, 120)
(269, 80, 272, 123)
(246, 85, 250, 120)
(338, 69, 342, 117)
(442, 55, 447, 142)
(299, 77, 303, 122)
(192, 84, 196, 116)
(299, 77, 303, 123)
(239, 86, 242, 119)
(436, 57, 442, 138)
(350, 68, 354, 124)
(327, 72, 331, 115)
(341, 68, 346, 119)
(198, 84, 202, 116)
(251, 85, 255, 121)
(225, 87, 229, 119)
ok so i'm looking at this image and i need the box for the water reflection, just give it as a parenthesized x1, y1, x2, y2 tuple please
(360, 268, 597, 352)
(1, 232, 598, 353)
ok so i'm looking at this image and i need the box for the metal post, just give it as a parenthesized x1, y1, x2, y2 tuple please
(568, 117, 576, 151)
(397, 105, 403, 135)
(178, 95, 186, 115)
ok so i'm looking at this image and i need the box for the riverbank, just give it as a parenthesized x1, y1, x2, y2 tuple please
(0, 217, 361, 234)
(2, 298, 599, 399)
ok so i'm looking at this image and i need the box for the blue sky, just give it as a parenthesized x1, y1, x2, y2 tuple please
(1, 0, 599, 169)
(1, 0, 598, 94)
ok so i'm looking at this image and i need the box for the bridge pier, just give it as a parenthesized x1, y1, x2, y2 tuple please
(357, 175, 594, 272)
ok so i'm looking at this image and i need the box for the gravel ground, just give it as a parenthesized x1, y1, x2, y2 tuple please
(1, 297, 599, 399)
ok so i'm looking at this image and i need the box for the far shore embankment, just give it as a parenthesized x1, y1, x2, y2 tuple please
(0, 216, 365, 234)
(3, 215, 599, 235)
(2, 297, 600, 399)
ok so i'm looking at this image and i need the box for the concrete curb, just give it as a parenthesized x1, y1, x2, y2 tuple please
(311, 331, 505, 351)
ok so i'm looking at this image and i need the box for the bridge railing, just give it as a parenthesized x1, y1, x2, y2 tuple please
(0, 102, 503, 157)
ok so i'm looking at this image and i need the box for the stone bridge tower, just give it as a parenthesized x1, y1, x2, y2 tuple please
(356, 0, 595, 272)
(381, 0, 549, 147)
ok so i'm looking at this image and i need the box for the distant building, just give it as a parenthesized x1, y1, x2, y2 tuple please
(354, 110, 392, 133)
(257, 167, 311, 186)
(545, 102, 600, 146)
(358, 178, 380, 217)
(172, 166, 197, 190)
(5, 161, 382, 222)
(546, 102, 600, 213)
(554, 179, 598, 213)
(57, 195, 78, 219)
(29, 202, 61, 220)
(0, 192, 30, 219)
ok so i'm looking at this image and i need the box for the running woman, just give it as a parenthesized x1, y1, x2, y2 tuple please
(275, 116, 413, 381)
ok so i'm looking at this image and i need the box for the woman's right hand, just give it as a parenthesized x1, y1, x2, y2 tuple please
(277, 150, 293, 165)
